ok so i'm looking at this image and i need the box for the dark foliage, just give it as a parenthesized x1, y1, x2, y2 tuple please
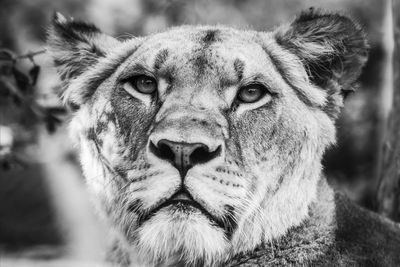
(0, 48, 66, 170)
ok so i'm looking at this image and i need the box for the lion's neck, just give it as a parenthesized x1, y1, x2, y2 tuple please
(226, 177, 336, 266)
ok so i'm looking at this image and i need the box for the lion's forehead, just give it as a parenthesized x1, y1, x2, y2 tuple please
(138, 26, 268, 67)
(108, 26, 273, 85)
(144, 25, 257, 45)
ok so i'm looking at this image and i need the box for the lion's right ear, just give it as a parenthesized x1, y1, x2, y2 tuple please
(274, 9, 369, 97)
(47, 13, 119, 85)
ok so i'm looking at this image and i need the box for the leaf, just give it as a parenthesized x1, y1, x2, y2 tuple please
(45, 106, 66, 116)
(29, 65, 40, 86)
(12, 95, 22, 106)
(0, 50, 14, 61)
(44, 113, 63, 133)
(12, 66, 32, 94)
(0, 62, 13, 76)
(0, 76, 24, 105)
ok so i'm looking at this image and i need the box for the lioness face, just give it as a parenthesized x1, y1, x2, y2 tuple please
(48, 10, 368, 266)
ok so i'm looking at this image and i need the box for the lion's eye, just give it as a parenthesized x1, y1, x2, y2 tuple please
(237, 84, 267, 103)
(127, 75, 157, 94)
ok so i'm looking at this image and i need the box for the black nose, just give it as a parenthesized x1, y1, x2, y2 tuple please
(149, 139, 221, 178)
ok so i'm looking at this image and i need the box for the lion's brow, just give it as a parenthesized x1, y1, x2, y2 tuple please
(153, 48, 169, 70)
(77, 44, 142, 101)
(233, 58, 244, 81)
(261, 45, 324, 108)
(201, 29, 221, 45)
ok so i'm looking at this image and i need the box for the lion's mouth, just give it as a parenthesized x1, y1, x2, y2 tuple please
(138, 188, 225, 230)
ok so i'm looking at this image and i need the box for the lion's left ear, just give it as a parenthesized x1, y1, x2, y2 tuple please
(274, 9, 369, 96)
(47, 12, 120, 84)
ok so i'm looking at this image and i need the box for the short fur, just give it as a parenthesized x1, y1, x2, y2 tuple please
(47, 10, 400, 267)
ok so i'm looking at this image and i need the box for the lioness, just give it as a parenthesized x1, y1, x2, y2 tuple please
(47, 8, 400, 266)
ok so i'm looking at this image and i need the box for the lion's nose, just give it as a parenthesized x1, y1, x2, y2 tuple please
(149, 139, 221, 178)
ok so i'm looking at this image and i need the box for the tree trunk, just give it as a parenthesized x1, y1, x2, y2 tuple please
(377, 0, 400, 222)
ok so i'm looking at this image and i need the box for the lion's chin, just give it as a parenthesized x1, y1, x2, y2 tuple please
(133, 208, 230, 266)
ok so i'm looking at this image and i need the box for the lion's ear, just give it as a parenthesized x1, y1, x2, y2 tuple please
(47, 13, 119, 84)
(274, 9, 369, 96)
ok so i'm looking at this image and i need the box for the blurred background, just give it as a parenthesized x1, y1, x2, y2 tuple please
(0, 0, 392, 265)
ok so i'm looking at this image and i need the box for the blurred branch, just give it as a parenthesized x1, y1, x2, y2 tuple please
(377, 0, 400, 222)
(15, 49, 46, 60)
(0, 49, 46, 62)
